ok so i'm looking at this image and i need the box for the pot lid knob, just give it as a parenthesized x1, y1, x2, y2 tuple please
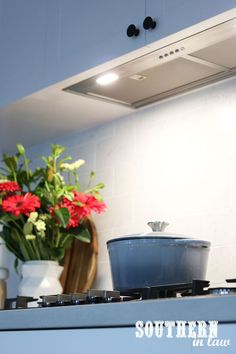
(147, 221, 169, 232)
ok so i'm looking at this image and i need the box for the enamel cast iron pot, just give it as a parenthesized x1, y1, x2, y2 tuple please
(107, 221, 210, 291)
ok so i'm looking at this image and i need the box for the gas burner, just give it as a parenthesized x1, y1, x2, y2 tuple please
(208, 287, 236, 295)
(207, 278, 236, 296)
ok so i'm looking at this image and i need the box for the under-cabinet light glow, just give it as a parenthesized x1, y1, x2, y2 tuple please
(96, 73, 119, 85)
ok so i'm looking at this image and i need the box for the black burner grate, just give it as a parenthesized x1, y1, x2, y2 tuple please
(120, 280, 210, 299)
(4, 296, 37, 309)
(5, 279, 236, 309)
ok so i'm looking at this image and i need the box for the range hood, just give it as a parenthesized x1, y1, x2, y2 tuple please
(64, 17, 236, 109)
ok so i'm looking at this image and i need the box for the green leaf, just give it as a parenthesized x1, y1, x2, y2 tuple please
(92, 191, 103, 202)
(23, 222, 33, 235)
(64, 185, 74, 192)
(14, 258, 19, 274)
(16, 144, 25, 155)
(3, 155, 17, 172)
(55, 207, 70, 228)
(54, 173, 65, 186)
(64, 192, 74, 201)
(50, 247, 65, 261)
(69, 225, 91, 243)
(85, 182, 105, 194)
(73, 184, 81, 192)
(75, 228, 91, 243)
(51, 144, 65, 158)
(40, 156, 50, 167)
(60, 233, 73, 249)
(93, 182, 105, 190)
(75, 201, 83, 207)
(13, 155, 19, 166)
(0, 214, 15, 223)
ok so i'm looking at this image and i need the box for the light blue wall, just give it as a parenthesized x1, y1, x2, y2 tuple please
(1, 1, 236, 108)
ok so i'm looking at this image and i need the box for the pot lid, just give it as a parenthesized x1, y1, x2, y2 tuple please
(107, 221, 211, 247)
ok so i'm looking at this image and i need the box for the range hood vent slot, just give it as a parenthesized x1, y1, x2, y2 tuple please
(64, 17, 236, 108)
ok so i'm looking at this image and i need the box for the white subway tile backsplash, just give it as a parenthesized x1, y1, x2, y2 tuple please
(113, 162, 136, 197)
(91, 167, 114, 200)
(207, 245, 236, 286)
(96, 135, 135, 170)
(93, 195, 134, 232)
(5, 76, 236, 295)
(94, 228, 112, 263)
(92, 261, 112, 290)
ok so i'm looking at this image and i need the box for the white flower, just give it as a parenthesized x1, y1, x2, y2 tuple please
(39, 214, 48, 221)
(25, 234, 36, 241)
(39, 231, 45, 239)
(72, 159, 85, 170)
(60, 163, 72, 170)
(61, 159, 85, 171)
(28, 212, 38, 223)
(35, 220, 46, 232)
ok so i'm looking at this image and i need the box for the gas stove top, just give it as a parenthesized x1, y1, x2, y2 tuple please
(4, 279, 236, 310)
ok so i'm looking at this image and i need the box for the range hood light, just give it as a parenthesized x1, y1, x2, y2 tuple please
(96, 73, 119, 85)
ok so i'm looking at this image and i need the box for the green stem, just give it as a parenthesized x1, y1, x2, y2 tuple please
(60, 233, 71, 248)
(23, 155, 29, 180)
(36, 237, 49, 260)
(22, 152, 31, 191)
(68, 171, 72, 185)
(25, 239, 37, 259)
(30, 239, 41, 260)
(55, 229, 61, 248)
(12, 228, 31, 261)
(10, 219, 24, 234)
(12, 171, 17, 183)
(53, 156, 57, 190)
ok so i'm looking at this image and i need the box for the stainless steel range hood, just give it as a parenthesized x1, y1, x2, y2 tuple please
(64, 17, 236, 109)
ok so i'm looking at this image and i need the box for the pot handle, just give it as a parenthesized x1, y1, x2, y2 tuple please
(147, 221, 169, 232)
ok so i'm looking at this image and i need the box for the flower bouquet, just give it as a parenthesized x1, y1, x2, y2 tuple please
(0, 144, 106, 268)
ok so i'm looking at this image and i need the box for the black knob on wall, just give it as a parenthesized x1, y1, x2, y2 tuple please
(143, 16, 156, 30)
(127, 24, 140, 37)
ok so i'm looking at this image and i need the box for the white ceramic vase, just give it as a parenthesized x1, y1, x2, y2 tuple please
(18, 260, 63, 298)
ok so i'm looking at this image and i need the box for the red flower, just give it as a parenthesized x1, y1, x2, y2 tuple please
(86, 194, 107, 214)
(0, 181, 21, 192)
(2, 193, 40, 217)
(52, 191, 106, 228)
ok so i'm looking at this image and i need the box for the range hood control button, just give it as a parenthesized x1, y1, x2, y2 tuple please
(127, 24, 140, 37)
(143, 16, 156, 30)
